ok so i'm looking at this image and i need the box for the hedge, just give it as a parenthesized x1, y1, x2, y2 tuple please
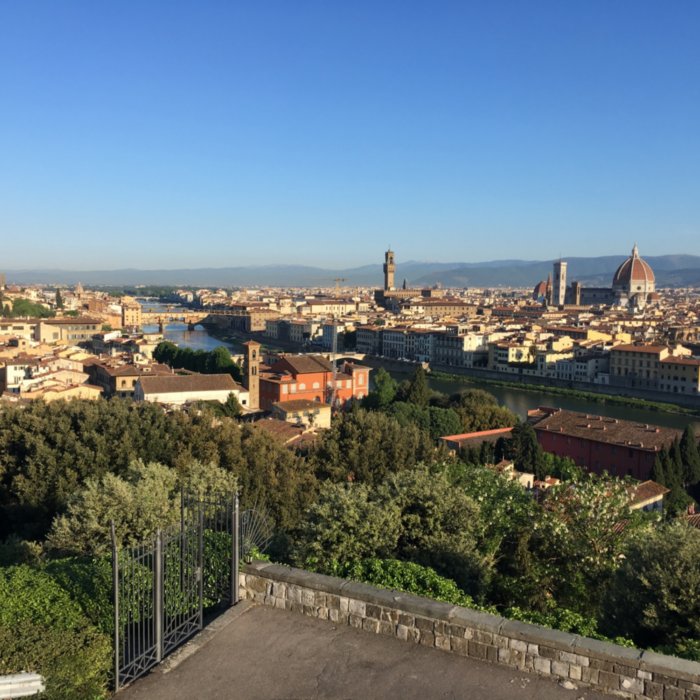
(0, 565, 111, 700)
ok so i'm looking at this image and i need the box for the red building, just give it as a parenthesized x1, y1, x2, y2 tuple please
(258, 355, 370, 411)
(531, 407, 681, 480)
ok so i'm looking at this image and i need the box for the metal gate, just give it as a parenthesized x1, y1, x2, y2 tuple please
(111, 492, 239, 691)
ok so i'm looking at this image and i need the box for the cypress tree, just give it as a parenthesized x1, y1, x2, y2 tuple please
(651, 453, 666, 486)
(406, 366, 430, 408)
(663, 446, 682, 489)
(680, 426, 700, 487)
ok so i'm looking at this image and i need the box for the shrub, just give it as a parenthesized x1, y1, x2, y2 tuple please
(0, 565, 111, 700)
(45, 556, 114, 635)
(336, 558, 476, 608)
(601, 523, 700, 649)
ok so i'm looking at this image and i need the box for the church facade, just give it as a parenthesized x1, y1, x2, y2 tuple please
(534, 244, 658, 310)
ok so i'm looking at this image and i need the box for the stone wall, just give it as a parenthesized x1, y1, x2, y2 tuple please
(240, 562, 700, 700)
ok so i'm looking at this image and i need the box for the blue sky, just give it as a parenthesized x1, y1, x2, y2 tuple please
(1, 1, 699, 269)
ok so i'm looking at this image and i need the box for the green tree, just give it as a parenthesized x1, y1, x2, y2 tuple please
(154, 340, 179, 365)
(651, 453, 667, 485)
(661, 443, 694, 517)
(292, 482, 401, 571)
(10, 298, 55, 318)
(540, 452, 583, 481)
(427, 406, 462, 440)
(448, 461, 537, 604)
(532, 475, 649, 614)
(387, 401, 430, 433)
(154, 341, 242, 382)
(221, 392, 242, 418)
(47, 460, 236, 555)
(310, 409, 438, 484)
(377, 468, 483, 591)
(405, 366, 430, 408)
(47, 461, 179, 555)
(236, 424, 318, 533)
(55, 288, 64, 309)
(363, 367, 397, 409)
(601, 523, 700, 650)
(510, 422, 545, 479)
(450, 389, 517, 433)
(680, 426, 700, 487)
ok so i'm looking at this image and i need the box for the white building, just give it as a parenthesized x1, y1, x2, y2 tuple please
(134, 373, 249, 407)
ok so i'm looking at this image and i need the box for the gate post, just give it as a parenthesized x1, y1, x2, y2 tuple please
(231, 492, 240, 605)
(111, 521, 120, 692)
(155, 530, 163, 663)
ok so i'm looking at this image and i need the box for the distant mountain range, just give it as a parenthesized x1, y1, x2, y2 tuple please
(5, 255, 700, 288)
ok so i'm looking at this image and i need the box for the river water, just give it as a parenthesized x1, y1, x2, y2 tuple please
(139, 299, 245, 355)
(425, 374, 700, 432)
(138, 299, 699, 432)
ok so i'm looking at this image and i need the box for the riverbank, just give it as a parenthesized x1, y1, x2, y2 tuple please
(429, 368, 700, 418)
(200, 323, 292, 354)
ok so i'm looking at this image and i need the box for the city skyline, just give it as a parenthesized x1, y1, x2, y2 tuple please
(1, 1, 699, 268)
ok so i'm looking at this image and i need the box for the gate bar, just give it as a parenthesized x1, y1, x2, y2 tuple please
(155, 529, 163, 663)
(110, 520, 120, 692)
(198, 508, 204, 629)
(232, 492, 240, 604)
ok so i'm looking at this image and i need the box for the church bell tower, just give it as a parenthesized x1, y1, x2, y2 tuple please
(243, 340, 261, 410)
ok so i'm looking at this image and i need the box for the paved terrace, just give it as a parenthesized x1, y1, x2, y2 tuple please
(120, 602, 612, 700)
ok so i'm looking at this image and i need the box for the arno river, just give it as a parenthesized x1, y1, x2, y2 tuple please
(140, 300, 700, 433)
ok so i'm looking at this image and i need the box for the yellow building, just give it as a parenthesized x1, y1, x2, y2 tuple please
(121, 297, 143, 329)
(271, 399, 332, 429)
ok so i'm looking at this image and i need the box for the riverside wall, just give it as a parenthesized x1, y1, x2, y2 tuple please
(428, 364, 700, 410)
(240, 562, 700, 700)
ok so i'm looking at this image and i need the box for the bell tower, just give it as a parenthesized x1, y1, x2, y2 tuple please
(383, 248, 395, 291)
(243, 340, 261, 410)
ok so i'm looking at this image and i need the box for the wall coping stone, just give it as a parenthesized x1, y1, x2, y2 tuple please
(639, 650, 700, 683)
(242, 563, 700, 687)
(339, 580, 421, 610)
(449, 606, 505, 634)
(499, 619, 577, 649)
(572, 636, 643, 667)
(251, 563, 347, 596)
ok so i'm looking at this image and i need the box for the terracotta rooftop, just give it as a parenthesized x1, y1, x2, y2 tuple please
(42, 317, 103, 325)
(440, 427, 514, 442)
(273, 399, 329, 412)
(532, 409, 680, 451)
(660, 357, 700, 367)
(138, 373, 239, 395)
(252, 418, 305, 444)
(272, 355, 333, 375)
(628, 480, 670, 507)
(99, 362, 172, 377)
(685, 513, 700, 529)
(611, 344, 668, 354)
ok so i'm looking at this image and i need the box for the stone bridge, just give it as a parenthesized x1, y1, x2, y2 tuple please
(141, 311, 210, 331)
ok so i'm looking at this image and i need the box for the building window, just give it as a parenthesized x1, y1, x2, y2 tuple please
(299, 383, 306, 390)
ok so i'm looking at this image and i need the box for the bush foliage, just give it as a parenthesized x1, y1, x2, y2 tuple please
(0, 565, 111, 699)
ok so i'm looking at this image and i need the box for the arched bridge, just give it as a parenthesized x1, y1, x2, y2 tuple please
(140, 311, 210, 331)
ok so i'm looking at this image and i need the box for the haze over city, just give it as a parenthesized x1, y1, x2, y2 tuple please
(2, 0, 699, 270)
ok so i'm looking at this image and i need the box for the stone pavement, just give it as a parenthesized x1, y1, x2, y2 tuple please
(119, 603, 614, 700)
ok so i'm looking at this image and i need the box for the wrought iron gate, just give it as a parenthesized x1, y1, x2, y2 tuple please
(111, 492, 240, 691)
